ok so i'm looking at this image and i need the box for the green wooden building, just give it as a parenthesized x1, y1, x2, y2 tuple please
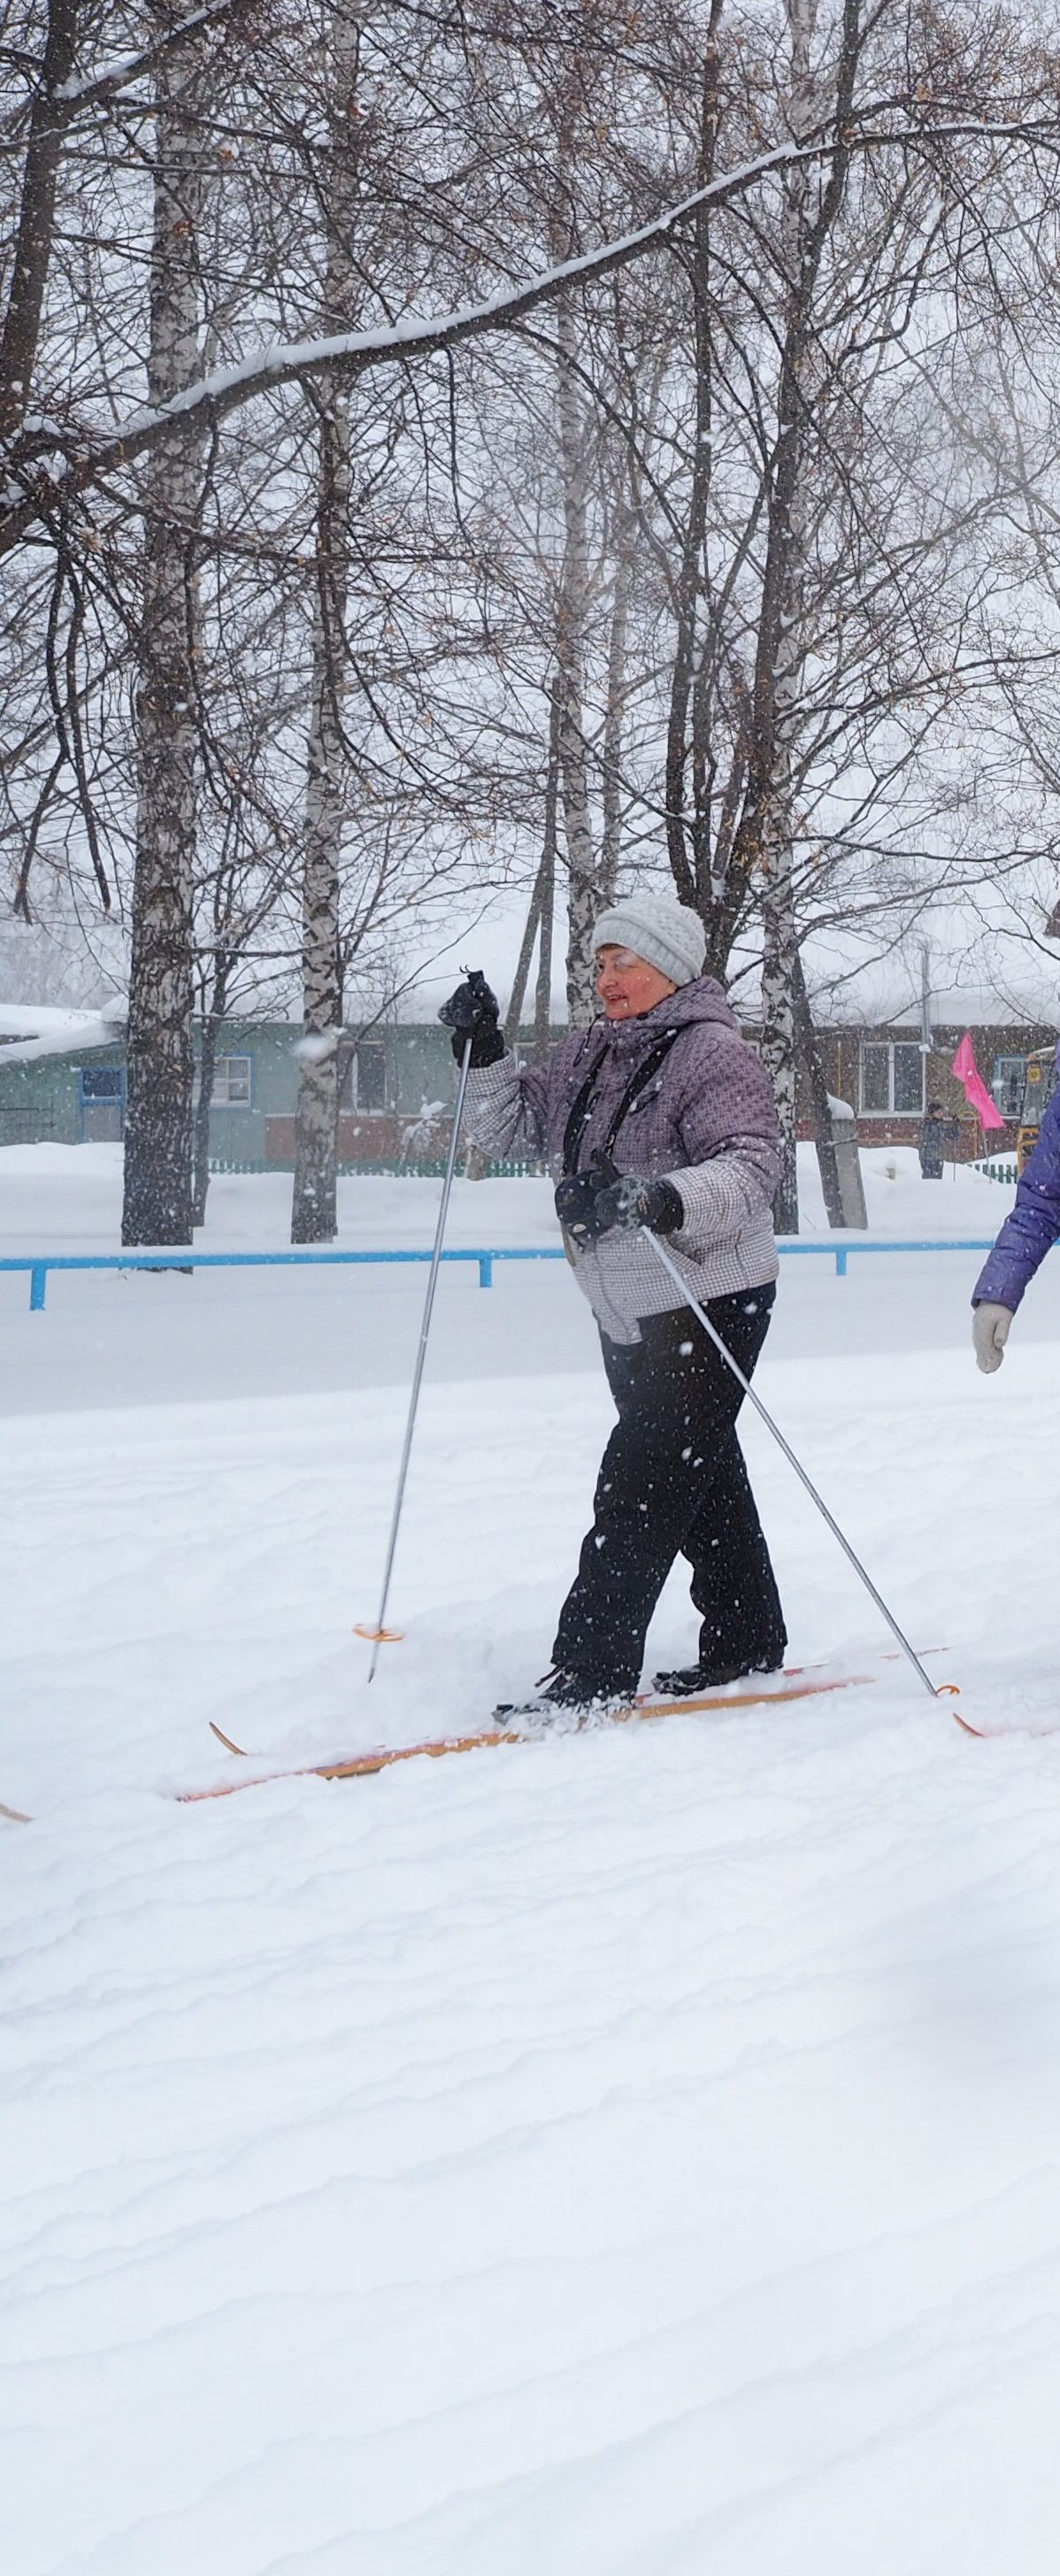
(3, 996, 1051, 1168)
(0, 1019, 560, 1168)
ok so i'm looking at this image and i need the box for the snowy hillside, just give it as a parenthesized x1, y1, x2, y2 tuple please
(4, 1148, 1060, 2573)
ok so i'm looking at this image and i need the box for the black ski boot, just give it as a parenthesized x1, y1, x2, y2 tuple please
(652, 1657, 785, 1698)
(494, 1666, 632, 1726)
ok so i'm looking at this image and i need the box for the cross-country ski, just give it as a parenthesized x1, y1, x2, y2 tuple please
(186, 1655, 948, 1803)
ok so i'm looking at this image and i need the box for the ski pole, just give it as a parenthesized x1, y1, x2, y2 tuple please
(359, 1032, 474, 1680)
(641, 1227, 951, 1705)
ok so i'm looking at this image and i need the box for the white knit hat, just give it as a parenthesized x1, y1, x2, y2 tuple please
(593, 891, 706, 988)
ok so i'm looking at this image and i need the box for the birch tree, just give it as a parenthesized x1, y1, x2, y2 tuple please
(549, 293, 605, 1017)
(705, 0, 863, 1232)
(664, 0, 725, 920)
(289, 7, 361, 1244)
(121, 13, 212, 1246)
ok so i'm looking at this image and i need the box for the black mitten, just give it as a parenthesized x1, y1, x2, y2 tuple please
(438, 971, 504, 1067)
(591, 1174, 685, 1237)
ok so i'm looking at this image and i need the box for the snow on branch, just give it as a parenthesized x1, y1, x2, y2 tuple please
(54, 1, 247, 110)
(4, 107, 1060, 558)
(0, 132, 820, 555)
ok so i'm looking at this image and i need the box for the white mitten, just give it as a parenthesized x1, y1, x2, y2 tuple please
(972, 1303, 1012, 1374)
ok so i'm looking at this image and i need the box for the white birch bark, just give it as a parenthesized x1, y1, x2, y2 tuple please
(554, 282, 598, 1025)
(664, 4, 723, 918)
(757, 547, 807, 1233)
(535, 673, 561, 1057)
(121, 23, 208, 1247)
(756, 0, 821, 1237)
(599, 499, 633, 908)
(291, 10, 359, 1243)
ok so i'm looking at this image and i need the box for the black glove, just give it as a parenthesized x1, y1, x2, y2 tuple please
(438, 969, 503, 1068)
(591, 1173, 685, 1237)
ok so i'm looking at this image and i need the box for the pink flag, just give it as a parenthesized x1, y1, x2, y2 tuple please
(951, 1032, 1006, 1133)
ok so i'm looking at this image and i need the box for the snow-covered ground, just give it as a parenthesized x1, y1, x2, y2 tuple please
(0, 1132, 1016, 1250)
(0, 1142, 1024, 1414)
(4, 1143, 1060, 2573)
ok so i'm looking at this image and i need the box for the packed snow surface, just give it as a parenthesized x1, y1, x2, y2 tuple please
(0, 1143, 1023, 1411)
(0, 1133, 1015, 1243)
(4, 1150, 1060, 2572)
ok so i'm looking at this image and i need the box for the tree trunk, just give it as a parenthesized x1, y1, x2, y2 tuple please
(729, 0, 856, 1240)
(756, 694, 803, 1235)
(599, 504, 633, 906)
(289, 468, 346, 1242)
(760, 862, 800, 1234)
(191, 1004, 223, 1227)
(534, 677, 560, 1058)
(504, 677, 563, 1046)
(664, 3, 723, 918)
(554, 283, 597, 1024)
(791, 942, 845, 1227)
(121, 27, 207, 1248)
(291, 13, 360, 1244)
(0, 0, 80, 441)
(751, 1, 822, 1241)
(503, 881, 543, 1046)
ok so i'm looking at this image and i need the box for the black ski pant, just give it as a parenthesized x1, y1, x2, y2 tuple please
(551, 1284, 786, 1696)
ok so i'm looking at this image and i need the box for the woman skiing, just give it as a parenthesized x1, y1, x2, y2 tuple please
(972, 1048, 1060, 1372)
(441, 892, 787, 1717)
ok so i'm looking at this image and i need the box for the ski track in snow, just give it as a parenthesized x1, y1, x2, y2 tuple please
(4, 1157, 1060, 2571)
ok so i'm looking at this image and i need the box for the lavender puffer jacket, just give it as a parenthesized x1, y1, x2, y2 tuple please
(465, 977, 780, 1343)
(972, 1077, 1060, 1312)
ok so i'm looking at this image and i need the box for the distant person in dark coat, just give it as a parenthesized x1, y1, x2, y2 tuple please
(919, 1101, 959, 1179)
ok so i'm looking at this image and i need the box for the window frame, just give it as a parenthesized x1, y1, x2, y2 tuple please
(353, 1040, 388, 1113)
(990, 1055, 1026, 1121)
(209, 1053, 252, 1109)
(857, 1039, 926, 1118)
(78, 1064, 125, 1142)
(79, 1065, 124, 1103)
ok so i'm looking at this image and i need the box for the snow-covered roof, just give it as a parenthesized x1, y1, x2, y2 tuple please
(0, 1001, 126, 1065)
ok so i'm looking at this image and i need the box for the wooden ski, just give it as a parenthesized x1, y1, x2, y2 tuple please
(179, 1660, 939, 1805)
(952, 1706, 1055, 1741)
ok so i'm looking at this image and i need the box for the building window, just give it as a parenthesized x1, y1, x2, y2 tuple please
(354, 1041, 387, 1111)
(858, 1041, 925, 1116)
(79, 1065, 125, 1142)
(991, 1056, 1026, 1120)
(211, 1055, 251, 1107)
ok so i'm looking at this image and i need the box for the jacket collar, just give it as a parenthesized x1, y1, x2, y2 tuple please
(591, 999, 686, 1062)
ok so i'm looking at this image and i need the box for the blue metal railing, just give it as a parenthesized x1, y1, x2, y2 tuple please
(0, 1236, 1001, 1311)
(778, 1236, 997, 1278)
(0, 1245, 553, 1311)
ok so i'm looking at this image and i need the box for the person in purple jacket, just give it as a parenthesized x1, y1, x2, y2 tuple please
(441, 891, 787, 1718)
(972, 1053, 1060, 1371)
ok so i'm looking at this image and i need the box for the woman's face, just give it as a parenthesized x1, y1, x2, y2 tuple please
(595, 945, 678, 1021)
